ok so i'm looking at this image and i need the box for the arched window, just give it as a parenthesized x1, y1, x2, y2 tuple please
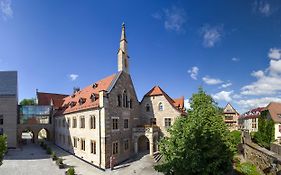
(117, 94, 122, 107)
(159, 102, 164, 111)
(123, 90, 128, 108)
(146, 104, 150, 112)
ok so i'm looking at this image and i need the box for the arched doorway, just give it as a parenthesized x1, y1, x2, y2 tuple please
(138, 135, 150, 153)
(38, 128, 48, 141)
(21, 129, 35, 144)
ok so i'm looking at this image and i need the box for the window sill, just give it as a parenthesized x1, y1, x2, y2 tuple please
(112, 129, 120, 132)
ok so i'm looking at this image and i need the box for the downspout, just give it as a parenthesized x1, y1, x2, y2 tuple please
(99, 107, 102, 168)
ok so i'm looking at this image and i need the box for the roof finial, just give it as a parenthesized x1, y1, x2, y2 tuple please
(120, 22, 126, 42)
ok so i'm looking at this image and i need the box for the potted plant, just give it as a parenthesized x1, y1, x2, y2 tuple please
(51, 151, 57, 161)
(56, 158, 64, 169)
(65, 167, 75, 175)
(46, 147, 52, 155)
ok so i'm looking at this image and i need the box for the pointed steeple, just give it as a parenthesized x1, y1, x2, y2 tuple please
(118, 22, 129, 73)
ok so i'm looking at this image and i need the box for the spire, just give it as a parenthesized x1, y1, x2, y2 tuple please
(118, 22, 129, 73)
(120, 22, 126, 42)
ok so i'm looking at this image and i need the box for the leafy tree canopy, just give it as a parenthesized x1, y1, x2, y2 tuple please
(19, 98, 36, 105)
(155, 87, 234, 175)
(0, 135, 7, 166)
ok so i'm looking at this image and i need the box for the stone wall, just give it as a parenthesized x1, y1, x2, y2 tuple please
(243, 132, 281, 174)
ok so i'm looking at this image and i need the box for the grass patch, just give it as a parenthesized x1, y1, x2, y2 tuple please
(235, 162, 261, 175)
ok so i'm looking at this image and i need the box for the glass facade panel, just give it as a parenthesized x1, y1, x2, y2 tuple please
(20, 105, 51, 124)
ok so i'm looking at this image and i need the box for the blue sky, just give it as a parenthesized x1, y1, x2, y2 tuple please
(0, 0, 281, 113)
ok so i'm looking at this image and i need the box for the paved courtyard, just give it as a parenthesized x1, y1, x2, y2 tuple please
(0, 142, 162, 175)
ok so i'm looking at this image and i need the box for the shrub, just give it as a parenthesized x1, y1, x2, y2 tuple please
(42, 143, 47, 150)
(0, 135, 7, 166)
(66, 167, 75, 175)
(236, 162, 261, 175)
(229, 130, 242, 153)
(56, 158, 63, 165)
(40, 142, 44, 147)
(51, 152, 57, 160)
(46, 147, 52, 155)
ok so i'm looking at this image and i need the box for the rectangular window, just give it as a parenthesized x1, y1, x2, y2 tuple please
(0, 115, 3, 125)
(80, 116, 85, 128)
(124, 119, 129, 129)
(225, 116, 233, 120)
(73, 117, 77, 128)
(91, 140, 96, 154)
(0, 128, 3, 135)
(112, 119, 119, 130)
(164, 118, 172, 128)
(112, 142, 118, 154)
(81, 138, 85, 151)
(73, 137, 77, 148)
(124, 139, 129, 150)
(90, 116, 96, 129)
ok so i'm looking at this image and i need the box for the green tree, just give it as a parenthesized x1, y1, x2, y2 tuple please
(253, 111, 274, 149)
(155, 87, 234, 175)
(0, 135, 7, 166)
(19, 98, 36, 105)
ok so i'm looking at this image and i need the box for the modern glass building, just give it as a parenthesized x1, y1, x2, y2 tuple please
(19, 105, 52, 124)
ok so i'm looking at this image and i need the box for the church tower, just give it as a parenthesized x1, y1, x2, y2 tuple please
(118, 23, 129, 73)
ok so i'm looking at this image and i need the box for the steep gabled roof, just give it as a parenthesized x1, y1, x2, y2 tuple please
(263, 102, 281, 123)
(239, 107, 264, 120)
(144, 86, 186, 115)
(223, 103, 239, 115)
(59, 74, 116, 115)
(37, 92, 68, 108)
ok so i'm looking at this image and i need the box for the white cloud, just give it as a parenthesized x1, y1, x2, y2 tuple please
(69, 74, 79, 81)
(268, 48, 281, 60)
(236, 97, 281, 110)
(0, 0, 13, 20)
(201, 25, 223, 48)
(202, 76, 223, 85)
(241, 49, 281, 95)
(188, 66, 199, 80)
(232, 57, 239, 62)
(184, 99, 191, 110)
(212, 90, 233, 102)
(220, 82, 232, 89)
(153, 6, 186, 33)
(253, 0, 272, 16)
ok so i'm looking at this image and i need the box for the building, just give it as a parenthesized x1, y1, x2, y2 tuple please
(238, 107, 263, 132)
(223, 103, 240, 131)
(262, 102, 281, 140)
(31, 23, 187, 169)
(0, 71, 18, 148)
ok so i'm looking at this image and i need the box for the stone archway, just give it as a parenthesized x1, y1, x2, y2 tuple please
(21, 129, 36, 144)
(38, 128, 49, 141)
(138, 135, 150, 153)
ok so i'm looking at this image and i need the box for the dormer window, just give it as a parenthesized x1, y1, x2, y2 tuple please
(90, 93, 98, 102)
(92, 83, 98, 89)
(78, 98, 86, 105)
(70, 101, 76, 107)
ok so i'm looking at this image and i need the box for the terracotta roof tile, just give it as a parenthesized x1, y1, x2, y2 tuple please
(263, 102, 281, 123)
(37, 92, 68, 108)
(59, 74, 116, 115)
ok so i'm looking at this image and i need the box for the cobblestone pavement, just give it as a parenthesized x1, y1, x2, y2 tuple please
(0, 143, 163, 175)
(0, 143, 65, 175)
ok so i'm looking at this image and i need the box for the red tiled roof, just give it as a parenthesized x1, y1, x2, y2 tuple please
(37, 92, 68, 108)
(59, 74, 116, 115)
(262, 102, 281, 123)
(239, 107, 264, 120)
(144, 86, 186, 115)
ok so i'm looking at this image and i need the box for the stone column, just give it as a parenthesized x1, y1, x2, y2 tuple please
(149, 138, 154, 156)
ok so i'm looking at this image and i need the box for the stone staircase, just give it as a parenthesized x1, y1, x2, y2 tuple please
(153, 151, 163, 162)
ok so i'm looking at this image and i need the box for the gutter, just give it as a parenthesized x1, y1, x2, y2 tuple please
(99, 107, 102, 168)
